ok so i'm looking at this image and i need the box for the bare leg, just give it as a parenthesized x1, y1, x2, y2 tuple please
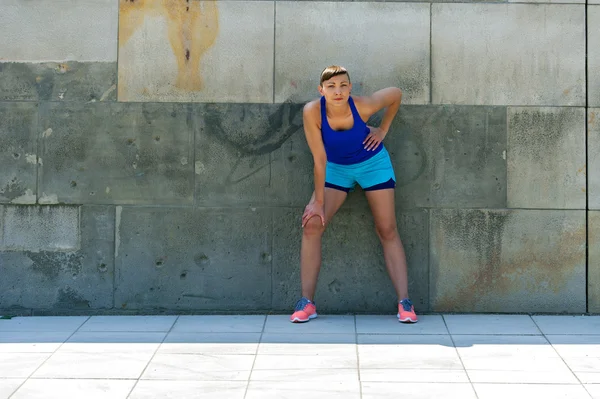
(300, 188, 348, 301)
(364, 188, 409, 300)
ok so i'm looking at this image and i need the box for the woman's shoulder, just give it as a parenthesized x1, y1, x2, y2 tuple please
(303, 98, 322, 120)
(303, 98, 321, 128)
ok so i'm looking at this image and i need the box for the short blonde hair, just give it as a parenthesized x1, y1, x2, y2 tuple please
(320, 65, 350, 86)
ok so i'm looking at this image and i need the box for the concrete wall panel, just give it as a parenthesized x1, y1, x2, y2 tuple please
(0, 62, 116, 102)
(590, 211, 600, 313)
(272, 208, 429, 313)
(430, 209, 586, 313)
(0, 206, 114, 311)
(590, 109, 600, 210)
(114, 207, 272, 311)
(118, 1, 274, 102)
(275, 2, 430, 104)
(432, 4, 585, 105)
(39, 103, 194, 205)
(507, 107, 586, 209)
(1, 206, 79, 252)
(384, 106, 507, 209)
(0, 0, 117, 62)
(195, 103, 306, 206)
(0, 103, 38, 205)
(590, 6, 600, 106)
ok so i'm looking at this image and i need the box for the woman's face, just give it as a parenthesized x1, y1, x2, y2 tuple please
(319, 74, 352, 106)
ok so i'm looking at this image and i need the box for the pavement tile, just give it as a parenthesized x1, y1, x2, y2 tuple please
(358, 334, 462, 370)
(10, 379, 135, 399)
(0, 353, 51, 378)
(32, 352, 152, 379)
(128, 380, 247, 399)
(454, 335, 578, 383)
(246, 381, 361, 399)
(0, 317, 88, 332)
(264, 315, 355, 334)
(0, 332, 70, 353)
(361, 382, 477, 399)
(60, 332, 165, 353)
(473, 383, 592, 399)
(465, 362, 579, 384)
(253, 354, 357, 369)
(159, 332, 260, 355)
(0, 313, 594, 398)
(547, 335, 600, 357)
(0, 379, 24, 399)
(250, 368, 359, 382)
(141, 353, 254, 381)
(171, 315, 265, 333)
(532, 316, 600, 335)
(258, 333, 355, 356)
(444, 315, 540, 335)
(356, 315, 448, 335)
(453, 335, 557, 357)
(79, 316, 177, 332)
(586, 384, 600, 399)
(360, 369, 470, 383)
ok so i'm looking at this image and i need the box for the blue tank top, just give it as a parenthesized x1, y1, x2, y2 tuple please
(320, 96, 382, 165)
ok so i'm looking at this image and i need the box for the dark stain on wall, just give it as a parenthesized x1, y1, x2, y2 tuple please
(202, 102, 304, 156)
(56, 286, 90, 309)
(510, 108, 574, 163)
(27, 251, 84, 280)
(433, 210, 585, 312)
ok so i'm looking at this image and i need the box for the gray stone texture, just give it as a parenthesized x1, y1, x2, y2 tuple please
(118, 1, 274, 102)
(195, 103, 307, 206)
(0, 0, 118, 62)
(590, 211, 600, 313)
(38, 102, 194, 205)
(591, 7, 600, 106)
(275, 2, 430, 104)
(0, 62, 116, 102)
(509, 0, 584, 2)
(195, 104, 506, 209)
(0, 103, 38, 204)
(432, 4, 585, 105)
(0, 1, 594, 315)
(590, 109, 600, 210)
(385, 105, 507, 209)
(430, 209, 587, 313)
(0, 206, 114, 311)
(507, 107, 586, 209)
(1, 206, 79, 252)
(272, 208, 429, 313)
(114, 207, 272, 311)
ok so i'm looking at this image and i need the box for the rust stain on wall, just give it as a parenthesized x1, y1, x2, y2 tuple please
(119, 0, 219, 92)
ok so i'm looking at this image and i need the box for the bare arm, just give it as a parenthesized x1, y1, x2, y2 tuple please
(361, 87, 403, 134)
(303, 102, 327, 205)
(358, 87, 403, 151)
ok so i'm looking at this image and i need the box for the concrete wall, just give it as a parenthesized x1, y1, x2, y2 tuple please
(0, 0, 595, 315)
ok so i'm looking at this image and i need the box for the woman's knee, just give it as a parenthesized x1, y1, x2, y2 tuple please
(303, 217, 326, 237)
(375, 223, 398, 241)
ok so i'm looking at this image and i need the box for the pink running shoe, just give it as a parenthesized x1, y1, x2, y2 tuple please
(398, 298, 418, 323)
(290, 297, 317, 323)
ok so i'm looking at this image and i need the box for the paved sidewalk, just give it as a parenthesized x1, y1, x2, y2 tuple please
(0, 314, 599, 398)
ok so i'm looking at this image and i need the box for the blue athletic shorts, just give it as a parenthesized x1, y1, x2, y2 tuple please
(325, 146, 396, 192)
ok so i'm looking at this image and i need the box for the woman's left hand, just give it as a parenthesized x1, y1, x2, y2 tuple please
(363, 126, 387, 151)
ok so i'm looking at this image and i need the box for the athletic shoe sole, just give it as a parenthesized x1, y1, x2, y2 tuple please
(290, 313, 318, 323)
(397, 313, 418, 323)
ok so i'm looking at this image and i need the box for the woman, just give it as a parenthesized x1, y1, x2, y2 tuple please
(290, 65, 417, 324)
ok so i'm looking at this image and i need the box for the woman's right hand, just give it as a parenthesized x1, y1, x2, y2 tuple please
(302, 201, 325, 228)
